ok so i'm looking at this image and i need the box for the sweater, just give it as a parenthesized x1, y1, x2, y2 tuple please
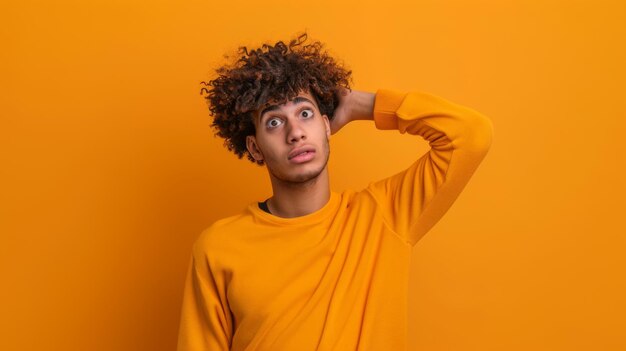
(176, 88, 494, 351)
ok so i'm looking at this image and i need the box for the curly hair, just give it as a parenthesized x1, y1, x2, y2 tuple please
(200, 32, 353, 165)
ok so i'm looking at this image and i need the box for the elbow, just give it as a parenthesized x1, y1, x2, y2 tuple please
(465, 112, 494, 154)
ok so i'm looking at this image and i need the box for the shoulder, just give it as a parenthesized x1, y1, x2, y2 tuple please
(191, 211, 249, 261)
(339, 186, 381, 212)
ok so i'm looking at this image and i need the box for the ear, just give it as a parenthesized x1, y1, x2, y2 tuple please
(322, 114, 331, 139)
(246, 135, 264, 161)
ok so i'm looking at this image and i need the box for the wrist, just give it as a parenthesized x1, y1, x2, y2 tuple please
(348, 90, 376, 121)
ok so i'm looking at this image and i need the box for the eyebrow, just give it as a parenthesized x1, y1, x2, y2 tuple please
(259, 96, 316, 121)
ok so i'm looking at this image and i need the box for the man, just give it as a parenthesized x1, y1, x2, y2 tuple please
(177, 32, 494, 351)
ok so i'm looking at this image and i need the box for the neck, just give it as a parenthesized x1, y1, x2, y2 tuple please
(266, 167, 331, 218)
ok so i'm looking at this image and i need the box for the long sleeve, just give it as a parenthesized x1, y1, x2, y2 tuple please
(367, 88, 494, 246)
(177, 239, 233, 351)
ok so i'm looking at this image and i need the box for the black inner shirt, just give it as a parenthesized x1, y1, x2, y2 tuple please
(258, 199, 271, 214)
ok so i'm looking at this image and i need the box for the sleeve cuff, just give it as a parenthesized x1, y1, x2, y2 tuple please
(373, 89, 407, 130)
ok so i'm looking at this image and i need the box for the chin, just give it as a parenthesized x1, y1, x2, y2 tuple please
(288, 164, 325, 183)
(290, 171, 322, 183)
(272, 161, 327, 184)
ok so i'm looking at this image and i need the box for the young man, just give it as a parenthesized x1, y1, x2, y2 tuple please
(177, 33, 494, 351)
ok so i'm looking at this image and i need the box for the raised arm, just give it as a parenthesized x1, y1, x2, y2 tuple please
(335, 88, 494, 246)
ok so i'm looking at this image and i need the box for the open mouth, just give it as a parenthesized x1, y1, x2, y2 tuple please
(289, 150, 315, 163)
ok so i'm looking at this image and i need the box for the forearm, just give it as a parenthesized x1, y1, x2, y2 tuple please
(373, 89, 493, 152)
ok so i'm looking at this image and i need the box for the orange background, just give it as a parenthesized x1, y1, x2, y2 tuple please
(2, 0, 625, 350)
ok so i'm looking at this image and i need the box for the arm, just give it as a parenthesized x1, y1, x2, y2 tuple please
(177, 240, 233, 351)
(329, 89, 375, 134)
(335, 88, 494, 246)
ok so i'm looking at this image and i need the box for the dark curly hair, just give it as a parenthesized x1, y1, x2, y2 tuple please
(200, 32, 353, 165)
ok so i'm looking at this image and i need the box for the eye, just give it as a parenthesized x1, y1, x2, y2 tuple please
(266, 117, 283, 128)
(301, 109, 314, 118)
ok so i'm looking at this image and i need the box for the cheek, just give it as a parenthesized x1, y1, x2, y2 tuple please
(316, 123, 329, 140)
(257, 136, 282, 159)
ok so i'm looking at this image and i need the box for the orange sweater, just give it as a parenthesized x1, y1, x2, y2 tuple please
(177, 89, 494, 350)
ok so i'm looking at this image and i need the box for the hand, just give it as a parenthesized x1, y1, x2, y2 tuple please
(329, 87, 353, 135)
(329, 88, 376, 135)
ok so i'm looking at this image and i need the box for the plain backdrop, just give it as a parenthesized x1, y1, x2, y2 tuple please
(2, 0, 625, 350)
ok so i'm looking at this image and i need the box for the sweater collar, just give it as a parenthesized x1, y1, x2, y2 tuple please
(247, 191, 341, 226)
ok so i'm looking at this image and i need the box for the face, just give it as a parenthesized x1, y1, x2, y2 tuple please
(246, 89, 331, 185)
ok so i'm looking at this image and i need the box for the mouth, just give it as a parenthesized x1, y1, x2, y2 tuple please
(288, 149, 316, 164)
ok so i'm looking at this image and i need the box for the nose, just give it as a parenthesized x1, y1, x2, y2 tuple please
(286, 118, 306, 144)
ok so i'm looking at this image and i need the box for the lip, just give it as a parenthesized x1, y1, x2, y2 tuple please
(288, 146, 316, 163)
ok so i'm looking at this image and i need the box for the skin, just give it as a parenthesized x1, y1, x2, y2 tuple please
(246, 87, 376, 218)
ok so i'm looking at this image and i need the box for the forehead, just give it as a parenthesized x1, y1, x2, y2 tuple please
(255, 90, 318, 121)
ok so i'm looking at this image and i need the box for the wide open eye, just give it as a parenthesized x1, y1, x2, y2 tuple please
(266, 117, 283, 128)
(301, 109, 314, 118)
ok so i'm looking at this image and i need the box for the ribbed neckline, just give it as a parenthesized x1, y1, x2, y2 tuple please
(247, 191, 341, 226)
